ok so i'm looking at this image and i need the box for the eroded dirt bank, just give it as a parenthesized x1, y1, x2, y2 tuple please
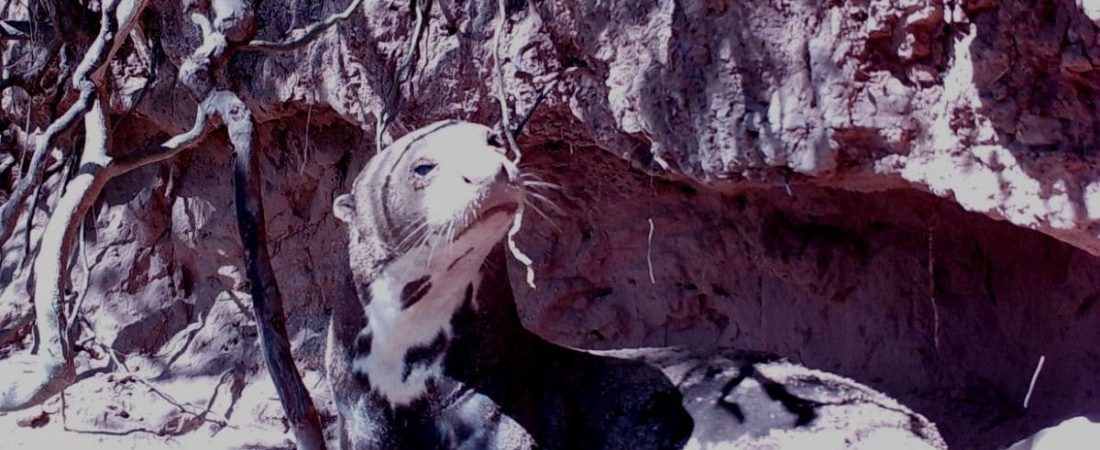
(4, 1, 1100, 448)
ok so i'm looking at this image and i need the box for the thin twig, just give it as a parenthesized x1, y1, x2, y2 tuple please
(300, 102, 312, 176)
(928, 225, 939, 349)
(493, 0, 538, 288)
(511, 67, 587, 137)
(47, 44, 74, 120)
(376, 0, 430, 153)
(19, 78, 32, 177)
(647, 218, 656, 284)
(111, 103, 209, 172)
(1023, 355, 1045, 409)
(0, 0, 126, 247)
(67, 221, 91, 337)
(241, 0, 364, 52)
(17, 182, 40, 268)
(82, 339, 235, 431)
(512, 77, 556, 138)
(492, 0, 520, 162)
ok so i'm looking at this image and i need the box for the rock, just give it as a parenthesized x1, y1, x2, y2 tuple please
(611, 348, 947, 450)
(1008, 416, 1100, 450)
(15, 410, 49, 429)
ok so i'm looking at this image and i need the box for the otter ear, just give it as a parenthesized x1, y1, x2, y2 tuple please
(333, 194, 356, 223)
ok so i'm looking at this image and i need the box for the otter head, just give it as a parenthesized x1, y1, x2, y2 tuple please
(334, 120, 523, 282)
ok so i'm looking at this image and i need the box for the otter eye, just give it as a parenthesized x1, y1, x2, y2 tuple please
(413, 163, 436, 176)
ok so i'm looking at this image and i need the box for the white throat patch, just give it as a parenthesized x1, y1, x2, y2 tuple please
(352, 232, 497, 406)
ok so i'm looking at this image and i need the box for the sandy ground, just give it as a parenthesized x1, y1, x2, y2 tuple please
(0, 413, 295, 450)
(0, 368, 332, 450)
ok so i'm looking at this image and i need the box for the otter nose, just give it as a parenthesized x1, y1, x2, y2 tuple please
(487, 132, 506, 154)
(494, 164, 510, 183)
(462, 163, 511, 185)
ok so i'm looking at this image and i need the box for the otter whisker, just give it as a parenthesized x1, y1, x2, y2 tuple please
(426, 222, 449, 266)
(521, 180, 563, 191)
(411, 227, 436, 253)
(525, 191, 565, 215)
(517, 172, 550, 182)
(405, 229, 432, 252)
(449, 217, 460, 244)
(396, 221, 431, 249)
(426, 239, 438, 267)
(517, 161, 555, 171)
(523, 199, 563, 233)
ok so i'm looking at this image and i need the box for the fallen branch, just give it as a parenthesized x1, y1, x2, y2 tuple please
(240, 0, 363, 52)
(97, 341, 235, 429)
(61, 341, 236, 436)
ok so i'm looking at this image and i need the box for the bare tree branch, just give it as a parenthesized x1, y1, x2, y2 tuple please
(0, 0, 157, 413)
(0, 84, 95, 247)
(0, 153, 14, 176)
(0, 39, 62, 94)
(3, 5, 328, 447)
(38, 0, 98, 45)
(0, 20, 37, 40)
(182, 5, 330, 448)
(376, 0, 431, 153)
(239, 0, 363, 52)
(493, 0, 520, 161)
(112, 104, 208, 172)
(0, 0, 133, 248)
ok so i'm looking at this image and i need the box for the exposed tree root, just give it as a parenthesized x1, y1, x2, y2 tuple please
(241, 0, 364, 52)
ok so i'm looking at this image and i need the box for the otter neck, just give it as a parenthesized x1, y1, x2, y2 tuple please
(352, 239, 495, 406)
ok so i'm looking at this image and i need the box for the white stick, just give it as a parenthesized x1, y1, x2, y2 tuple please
(646, 218, 656, 284)
(1023, 355, 1046, 409)
(928, 227, 940, 349)
(507, 211, 536, 289)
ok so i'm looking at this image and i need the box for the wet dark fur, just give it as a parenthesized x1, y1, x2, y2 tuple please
(328, 246, 694, 449)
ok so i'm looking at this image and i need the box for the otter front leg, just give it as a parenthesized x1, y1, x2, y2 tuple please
(327, 308, 391, 450)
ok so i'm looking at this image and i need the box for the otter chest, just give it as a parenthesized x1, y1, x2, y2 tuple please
(351, 248, 485, 406)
